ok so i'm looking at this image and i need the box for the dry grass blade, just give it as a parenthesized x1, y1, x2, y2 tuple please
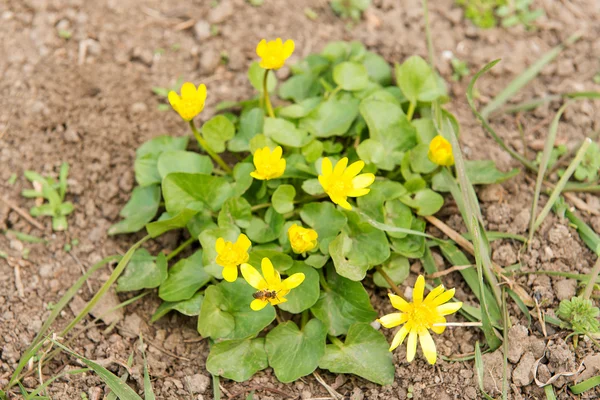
(528, 102, 570, 247)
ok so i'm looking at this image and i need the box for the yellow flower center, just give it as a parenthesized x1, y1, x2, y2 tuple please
(216, 242, 246, 268)
(328, 178, 352, 198)
(406, 302, 437, 331)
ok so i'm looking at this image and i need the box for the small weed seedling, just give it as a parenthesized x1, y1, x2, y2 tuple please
(21, 162, 74, 231)
(457, 0, 543, 29)
(330, 0, 370, 20)
(557, 296, 600, 343)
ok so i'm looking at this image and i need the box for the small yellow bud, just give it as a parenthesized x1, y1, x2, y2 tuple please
(250, 146, 286, 181)
(288, 224, 318, 254)
(256, 38, 295, 70)
(168, 82, 207, 121)
(427, 135, 454, 166)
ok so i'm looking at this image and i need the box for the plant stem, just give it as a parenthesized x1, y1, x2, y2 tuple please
(328, 335, 344, 348)
(407, 101, 416, 121)
(583, 257, 600, 300)
(188, 120, 233, 174)
(375, 265, 403, 296)
(166, 237, 196, 261)
(318, 269, 331, 292)
(301, 310, 309, 329)
(263, 69, 275, 118)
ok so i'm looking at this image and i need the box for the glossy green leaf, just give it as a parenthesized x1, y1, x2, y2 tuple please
(432, 160, 520, 192)
(265, 319, 327, 383)
(162, 173, 234, 214)
(373, 255, 410, 288)
(109, 185, 161, 235)
(301, 179, 325, 195)
(198, 279, 275, 340)
(229, 108, 264, 152)
(202, 115, 236, 153)
(136, 135, 189, 158)
(279, 97, 322, 119)
(157, 150, 213, 178)
(300, 98, 359, 138)
(333, 61, 370, 91)
(248, 250, 293, 272)
(302, 140, 324, 163)
(206, 338, 268, 382)
(362, 52, 392, 85)
(311, 266, 377, 336)
(413, 118, 437, 144)
(278, 262, 320, 313)
(151, 292, 204, 322)
(146, 202, 203, 237)
(389, 218, 426, 258)
(233, 162, 255, 197)
(383, 199, 413, 239)
(158, 251, 210, 302)
(279, 74, 320, 102)
(264, 117, 312, 148)
(409, 144, 438, 174)
(218, 197, 252, 229)
(400, 188, 444, 216)
(395, 55, 446, 103)
(246, 207, 285, 243)
(117, 250, 167, 292)
(300, 202, 347, 253)
(248, 62, 276, 93)
(134, 153, 161, 186)
(318, 323, 394, 386)
(271, 184, 296, 214)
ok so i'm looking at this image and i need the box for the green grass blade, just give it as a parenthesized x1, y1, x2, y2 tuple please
(475, 342, 495, 400)
(355, 209, 437, 239)
(107, 351, 135, 400)
(213, 374, 221, 400)
(50, 339, 142, 400)
(562, 206, 600, 255)
(27, 368, 90, 398)
(467, 60, 537, 172)
(544, 384, 557, 400)
(8, 255, 120, 389)
(422, 246, 442, 286)
(570, 375, 600, 395)
(4, 229, 47, 244)
(528, 103, 570, 245)
(140, 335, 156, 400)
(481, 33, 581, 118)
(507, 288, 532, 328)
(463, 231, 527, 243)
(533, 138, 592, 231)
(501, 289, 509, 400)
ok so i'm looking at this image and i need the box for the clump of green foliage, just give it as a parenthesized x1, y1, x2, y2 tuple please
(456, 0, 543, 29)
(21, 162, 74, 231)
(557, 296, 600, 335)
(330, 0, 370, 20)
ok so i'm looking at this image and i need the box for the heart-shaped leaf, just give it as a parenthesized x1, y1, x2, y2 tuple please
(201, 115, 236, 153)
(117, 250, 167, 292)
(151, 292, 204, 322)
(158, 250, 210, 302)
(277, 262, 320, 313)
(395, 55, 446, 103)
(146, 202, 204, 238)
(109, 185, 160, 235)
(206, 338, 268, 382)
(246, 207, 285, 243)
(157, 150, 213, 178)
(373, 254, 410, 288)
(162, 173, 234, 214)
(264, 118, 312, 148)
(229, 108, 264, 153)
(271, 184, 296, 214)
(333, 61, 369, 91)
(218, 197, 252, 229)
(400, 188, 444, 216)
(300, 98, 359, 138)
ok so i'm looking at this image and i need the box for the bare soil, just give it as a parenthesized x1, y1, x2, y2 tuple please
(1, 0, 600, 399)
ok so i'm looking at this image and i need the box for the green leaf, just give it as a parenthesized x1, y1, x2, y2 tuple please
(432, 160, 520, 192)
(319, 323, 394, 385)
(279, 97, 322, 119)
(202, 115, 236, 153)
(305, 254, 329, 268)
(311, 266, 377, 336)
(248, 62, 276, 93)
(233, 162, 255, 197)
(162, 173, 234, 214)
(117, 250, 167, 292)
(271, 184, 296, 214)
(409, 144, 438, 174)
(395, 55, 446, 103)
(362, 52, 392, 86)
(279, 74, 320, 102)
(300, 98, 359, 138)
(413, 118, 438, 144)
(206, 338, 268, 382)
(146, 202, 203, 237)
(302, 140, 324, 163)
(263, 117, 312, 148)
(301, 179, 325, 196)
(158, 251, 210, 302)
(383, 199, 413, 239)
(199, 226, 241, 279)
(109, 185, 161, 235)
(278, 262, 320, 313)
(373, 255, 410, 288)
(400, 188, 444, 216)
(218, 197, 252, 229)
(389, 218, 426, 258)
(157, 150, 213, 178)
(136, 135, 189, 158)
(151, 292, 204, 322)
(359, 98, 417, 170)
(321, 41, 350, 62)
(135, 153, 161, 186)
(229, 108, 264, 152)
(248, 250, 293, 272)
(186, 209, 217, 239)
(329, 210, 390, 281)
(300, 202, 347, 253)
(333, 61, 370, 91)
(265, 320, 327, 383)
(246, 207, 285, 243)
(198, 280, 275, 339)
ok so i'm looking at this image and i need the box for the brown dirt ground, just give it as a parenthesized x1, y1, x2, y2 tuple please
(1, 0, 600, 399)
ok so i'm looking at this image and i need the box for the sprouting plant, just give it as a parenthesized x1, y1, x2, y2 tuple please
(557, 296, 600, 336)
(456, 0, 543, 29)
(573, 141, 600, 182)
(456, 0, 498, 28)
(496, 0, 544, 29)
(330, 0, 370, 20)
(534, 144, 567, 168)
(21, 162, 74, 231)
(451, 57, 469, 81)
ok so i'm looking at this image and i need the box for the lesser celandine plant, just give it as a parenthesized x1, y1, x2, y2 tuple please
(108, 38, 518, 385)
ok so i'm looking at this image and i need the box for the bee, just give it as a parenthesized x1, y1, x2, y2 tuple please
(252, 289, 279, 302)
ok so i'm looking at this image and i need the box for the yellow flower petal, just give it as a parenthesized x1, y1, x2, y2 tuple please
(388, 293, 410, 312)
(413, 275, 425, 304)
(431, 288, 456, 306)
(282, 273, 305, 290)
(250, 298, 268, 311)
(321, 157, 333, 175)
(378, 312, 405, 328)
(273, 145, 283, 159)
(261, 257, 280, 287)
(333, 157, 349, 176)
(168, 91, 180, 108)
(336, 197, 352, 210)
(270, 296, 288, 306)
(352, 173, 375, 190)
(181, 82, 197, 98)
(256, 39, 267, 57)
(222, 266, 238, 282)
(346, 188, 370, 197)
(436, 302, 463, 316)
(431, 316, 446, 334)
(215, 237, 225, 253)
(241, 263, 266, 290)
(418, 328, 437, 364)
(424, 285, 445, 303)
(282, 39, 295, 58)
(343, 160, 365, 179)
(236, 234, 251, 252)
(406, 329, 418, 362)
(390, 325, 409, 351)
(197, 83, 207, 103)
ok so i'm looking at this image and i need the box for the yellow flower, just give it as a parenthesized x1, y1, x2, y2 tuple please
(318, 157, 375, 210)
(377, 275, 462, 364)
(288, 224, 318, 254)
(256, 38, 295, 70)
(215, 234, 251, 282)
(241, 258, 305, 311)
(427, 135, 454, 166)
(168, 82, 207, 121)
(250, 146, 286, 180)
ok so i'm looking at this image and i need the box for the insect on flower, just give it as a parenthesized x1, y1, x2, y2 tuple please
(256, 38, 295, 70)
(241, 257, 305, 311)
(250, 146, 286, 180)
(318, 157, 375, 210)
(378, 275, 462, 364)
(168, 82, 207, 121)
(427, 135, 454, 166)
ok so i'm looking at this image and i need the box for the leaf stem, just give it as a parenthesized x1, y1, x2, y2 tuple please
(166, 236, 196, 261)
(375, 266, 403, 296)
(263, 69, 275, 118)
(189, 120, 233, 174)
(406, 101, 416, 121)
(583, 257, 600, 300)
(318, 269, 331, 292)
(327, 335, 344, 348)
(301, 310, 309, 329)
